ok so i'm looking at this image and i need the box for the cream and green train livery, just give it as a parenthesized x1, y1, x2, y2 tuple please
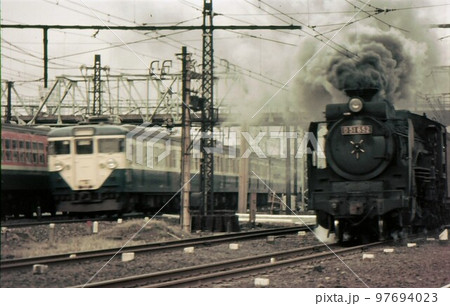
(48, 125, 129, 212)
(48, 124, 288, 214)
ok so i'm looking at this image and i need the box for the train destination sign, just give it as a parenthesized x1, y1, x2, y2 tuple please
(341, 125, 373, 135)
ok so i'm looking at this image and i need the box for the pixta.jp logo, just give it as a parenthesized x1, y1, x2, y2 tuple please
(126, 123, 171, 169)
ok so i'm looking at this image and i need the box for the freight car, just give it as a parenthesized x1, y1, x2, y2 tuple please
(1, 123, 55, 217)
(307, 88, 449, 243)
(48, 124, 286, 215)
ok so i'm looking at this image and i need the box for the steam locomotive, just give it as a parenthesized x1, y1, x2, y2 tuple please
(307, 88, 449, 242)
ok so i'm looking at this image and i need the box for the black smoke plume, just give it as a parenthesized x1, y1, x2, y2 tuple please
(326, 33, 415, 102)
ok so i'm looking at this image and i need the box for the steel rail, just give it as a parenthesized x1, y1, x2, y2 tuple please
(1, 226, 308, 270)
(146, 241, 384, 288)
(77, 241, 384, 288)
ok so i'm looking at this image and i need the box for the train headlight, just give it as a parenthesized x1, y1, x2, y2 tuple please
(106, 158, 118, 169)
(54, 162, 64, 172)
(348, 98, 363, 113)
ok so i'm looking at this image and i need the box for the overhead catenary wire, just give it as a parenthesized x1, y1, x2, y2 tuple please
(1, 38, 84, 69)
(48, 30, 192, 60)
(346, 0, 409, 33)
(244, 0, 359, 58)
(4, 1, 300, 85)
(4, 2, 293, 89)
(3, 0, 447, 92)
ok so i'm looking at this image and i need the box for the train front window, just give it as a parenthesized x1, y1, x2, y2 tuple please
(76, 139, 93, 154)
(98, 138, 124, 153)
(49, 140, 71, 155)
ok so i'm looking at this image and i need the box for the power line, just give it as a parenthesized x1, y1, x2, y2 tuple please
(368, 2, 450, 12)
(245, 0, 358, 58)
(2, 0, 305, 89)
(1, 23, 300, 89)
(44, 0, 205, 27)
(225, 29, 297, 46)
(159, 33, 287, 88)
(2, 38, 85, 70)
(347, 0, 409, 32)
(48, 30, 191, 60)
(2, 5, 299, 88)
(0, 24, 301, 31)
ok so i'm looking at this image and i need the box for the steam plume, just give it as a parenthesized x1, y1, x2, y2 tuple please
(326, 32, 415, 102)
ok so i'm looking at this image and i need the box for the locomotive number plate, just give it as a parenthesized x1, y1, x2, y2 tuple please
(341, 125, 372, 135)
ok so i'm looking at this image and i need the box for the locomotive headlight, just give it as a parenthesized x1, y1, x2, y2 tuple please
(348, 98, 364, 113)
(106, 158, 118, 169)
(54, 162, 64, 172)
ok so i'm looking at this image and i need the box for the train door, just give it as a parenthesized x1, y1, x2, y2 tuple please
(73, 137, 97, 190)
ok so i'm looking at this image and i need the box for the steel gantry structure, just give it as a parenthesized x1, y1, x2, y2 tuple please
(201, 0, 215, 215)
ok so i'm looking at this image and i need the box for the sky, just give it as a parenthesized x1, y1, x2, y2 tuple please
(1, 0, 449, 123)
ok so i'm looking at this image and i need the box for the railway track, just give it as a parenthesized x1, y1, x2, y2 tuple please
(0, 226, 308, 270)
(1, 212, 146, 228)
(77, 241, 385, 288)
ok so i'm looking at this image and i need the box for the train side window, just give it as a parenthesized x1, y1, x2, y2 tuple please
(19, 152, 26, 163)
(1, 140, 4, 161)
(76, 139, 93, 154)
(98, 138, 124, 153)
(26, 152, 32, 164)
(170, 152, 176, 169)
(49, 141, 71, 155)
(1, 139, 5, 161)
(13, 151, 19, 162)
(214, 156, 219, 172)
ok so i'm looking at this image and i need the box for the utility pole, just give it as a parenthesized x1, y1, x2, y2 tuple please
(93, 54, 102, 116)
(6, 81, 13, 123)
(81, 54, 108, 116)
(238, 124, 249, 214)
(201, 0, 215, 216)
(43, 28, 48, 88)
(285, 125, 292, 214)
(294, 126, 298, 211)
(180, 46, 192, 232)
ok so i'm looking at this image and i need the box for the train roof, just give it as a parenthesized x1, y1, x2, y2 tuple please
(48, 125, 130, 137)
(1, 123, 50, 136)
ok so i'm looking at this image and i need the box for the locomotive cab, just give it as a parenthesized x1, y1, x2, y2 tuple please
(48, 125, 129, 213)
